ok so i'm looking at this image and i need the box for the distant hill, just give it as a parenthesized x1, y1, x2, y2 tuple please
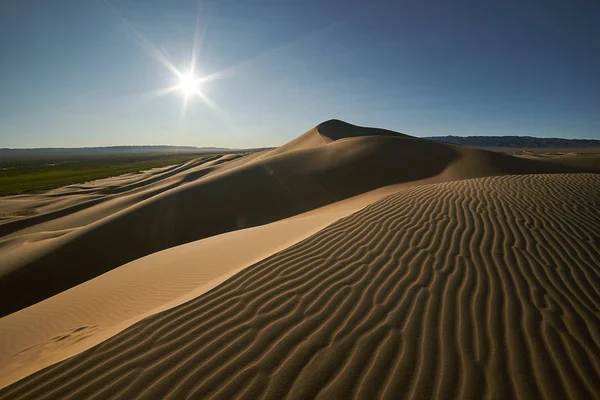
(425, 136, 600, 148)
(0, 145, 239, 162)
(0, 145, 232, 154)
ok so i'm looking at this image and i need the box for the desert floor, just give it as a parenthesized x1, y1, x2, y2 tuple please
(1, 120, 599, 399)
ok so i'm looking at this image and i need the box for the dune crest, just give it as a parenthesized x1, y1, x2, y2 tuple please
(0, 184, 403, 388)
(1, 174, 598, 399)
(265, 119, 408, 158)
(0, 121, 580, 317)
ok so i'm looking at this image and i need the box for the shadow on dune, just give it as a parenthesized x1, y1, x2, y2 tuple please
(0, 120, 583, 316)
(316, 119, 408, 141)
(0, 156, 223, 238)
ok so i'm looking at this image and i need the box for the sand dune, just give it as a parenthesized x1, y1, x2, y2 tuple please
(1, 173, 598, 399)
(0, 184, 403, 388)
(0, 120, 579, 316)
(0, 153, 248, 236)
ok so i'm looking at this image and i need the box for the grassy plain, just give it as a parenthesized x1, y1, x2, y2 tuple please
(0, 152, 213, 196)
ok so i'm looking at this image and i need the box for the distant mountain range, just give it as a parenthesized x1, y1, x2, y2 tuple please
(425, 136, 600, 148)
(0, 145, 251, 162)
(3, 136, 599, 158)
(0, 145, 232, 154)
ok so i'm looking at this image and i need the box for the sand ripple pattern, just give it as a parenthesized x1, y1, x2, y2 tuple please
(2, 174, 600, 399)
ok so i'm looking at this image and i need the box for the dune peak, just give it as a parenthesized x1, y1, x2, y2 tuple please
(316, 119, 408, 141)
(315, 118, 350, 129)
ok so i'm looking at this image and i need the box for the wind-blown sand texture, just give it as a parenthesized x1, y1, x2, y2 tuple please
(0, 121, 575, 316)
(0, 185, 403, 387)
(1, 120, 599, 398)
(1, 173, 599, 399)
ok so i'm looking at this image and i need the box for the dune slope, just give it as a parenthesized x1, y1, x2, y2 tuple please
(0, 120, 578, 316)
(0, 154, 243, 236)
(2, 173, 599, 399)
(0, 184, 403, 388)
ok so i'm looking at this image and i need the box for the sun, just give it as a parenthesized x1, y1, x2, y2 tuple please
(179, 73, 199, 96)
(109, 1, 225, 115)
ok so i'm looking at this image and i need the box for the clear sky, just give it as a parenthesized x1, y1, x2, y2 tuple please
(1, 0, 598, 148)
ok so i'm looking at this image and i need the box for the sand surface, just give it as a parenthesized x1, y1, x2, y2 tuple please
(1, 173, 599, 399)
(511, 150, 600, 171)
(0, 184, 403, 388)
(0, 121, 577, 316)
(1, 120, 599, 399)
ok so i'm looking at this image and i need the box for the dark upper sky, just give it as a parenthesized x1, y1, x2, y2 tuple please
(0, 0, 598, 147)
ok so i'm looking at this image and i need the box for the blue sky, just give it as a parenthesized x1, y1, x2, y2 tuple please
(0, 0, 598, 148)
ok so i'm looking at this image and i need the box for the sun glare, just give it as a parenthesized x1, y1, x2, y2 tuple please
(179, 74, 199, 96)
(110, 0, 225, 116)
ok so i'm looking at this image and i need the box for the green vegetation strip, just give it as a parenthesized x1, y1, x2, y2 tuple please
(0, 155, 206, 196)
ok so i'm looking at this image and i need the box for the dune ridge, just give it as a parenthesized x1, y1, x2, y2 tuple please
(0, 120, 580, 317)
(0, 184, 403, 388)
(2, 173, 599, 399)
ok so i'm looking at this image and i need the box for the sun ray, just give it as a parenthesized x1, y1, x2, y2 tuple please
(195, 91, 226, 117)
(104, 0, 229, 117)
(190, 1, 207, 76)
(153, 85, 183, 98)
(104, 0, 182, 78)
(196, 71, 227, 84)
(190, 21, 342, 86)
(180, 93, 189, 119)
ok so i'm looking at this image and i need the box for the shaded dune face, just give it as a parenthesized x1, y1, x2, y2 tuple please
(0, 136, 457, 317)
(0, 121, 582, 317)
(316, 119, 410, 141)
(0, 155, 229, 238)
(1, 174, 598, 399)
